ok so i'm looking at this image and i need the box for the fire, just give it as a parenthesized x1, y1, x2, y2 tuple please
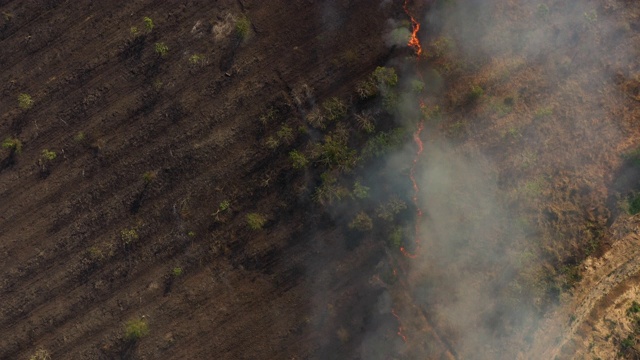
(403, 0, 423, 57)
(400, 0, 425, 259)
(391, 308, 408, 343)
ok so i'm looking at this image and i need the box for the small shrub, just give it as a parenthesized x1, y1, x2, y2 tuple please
(322, 97, 347, 122)
(361, 128, 405, 159)
(534, 106, 553, 118)
(142, 171, 156, 184)
(289, 150, 309, 169)
(305, 108, 326, 129)
(29, 349, 51, 360)
(627, 301, 640, 316)
(468, 85, 484, 101)
(235, 15, 251, 39)
(314, 134, 358, 172)
(189, 53, 205, 65)
(313, 172, 350, 205)
(74, 131, 86, 143)
(172, 267, 183, 276)
(349, 211, 373, 231)
(355, 113, 375, 133)
(130, 26, 139, 35)
(187, 231, 196, 237)
(41, 149, 57, 161)
(583, 10, 597, 24)
(124, 318, 149, 341)
(265, 136, 280, 149)
(121, 228, 139, 245)
(155, 42, 169, 57)
(411, 79, 425, 93)
(376, 197, 407, 221)
(352, 181, 370, 199)
(143, 16, 154, 32)
(388, 227, 404, 248)
(372, 66, 398, 88)
(2, 138, 22, 154)
(259, 108, 279, 126)
(537, 4, 550, 19)
(246, 213, 266, 230)
(219, 200, 230, 212)
(277, 125, 295, 145)
(18, 93, 33, 109)
(627, 193, 640, 215)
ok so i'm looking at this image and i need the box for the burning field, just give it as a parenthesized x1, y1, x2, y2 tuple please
(1, 0, 640, 359)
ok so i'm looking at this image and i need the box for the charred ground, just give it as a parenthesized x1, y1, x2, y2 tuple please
(1, 0, 640, 359)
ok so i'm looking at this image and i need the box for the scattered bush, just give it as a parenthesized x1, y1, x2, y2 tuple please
(352, 180, 370, 199)
(468, 84, 484, 102)
(289, 150, 309, 169)
(142, 171, 156, 184)
(355, 113, 375, 133)
(265, 136, 280, 149)
(74, 131, 86, 143)
(235, 15, 251, 39)
(388, 227, 404, 248)
(18, 93, 33, 109)
(143, 16, 154, 32)
(376, 197, 407, 221)
(121, 228, 139, 245)
(355, 66, 399, 99)
(627, 193, 640, 215)
(29, 349, 51, 360)
(130, 26, 139, 35)
(583, 10, 597, 24)
(349, 211, 373, 231)
(189, 54, 205, 65)
(305, 108, 326, 129)
(534, 106, 553, 118)
(361, 128, 405, 159)
(314, 172, 350, 205)
(537, 4, 550, 19)
(277, 124, 295, 145)
(322, 97, 347, 122)
(172, 267, 183, 276)
(155, 42, 169, 57)
(314, 134, 358, 172)
(246, 213, 266, 230)
(2, 138, 22, 154)
(124, 318, 149, 341)
(41, 149, 57, 161)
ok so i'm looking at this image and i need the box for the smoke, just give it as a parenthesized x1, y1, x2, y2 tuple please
(352, 0, 638, 358)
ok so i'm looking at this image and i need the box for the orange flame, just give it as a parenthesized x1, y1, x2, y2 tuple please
(403, 1, 423, 57)
(400, 0, 425, 259)
(391, 308, 408, 343)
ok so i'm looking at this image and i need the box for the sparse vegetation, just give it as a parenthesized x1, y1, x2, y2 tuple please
(28, 349, 51, 360)
(352, 180, 370, 200)
(348, 211, 373, 231)
(289, 150, 309, 169)
(120, 228, 139, 245)
(189, 53, 205, 65)
(277, 124, 295, 145)
(468, 84, 484, 102)
(376, 197, 407, 221)
(155, 42, 169, 57)
(313, 172, 350, 205)
(74, 131, 86, 143)
(235, 15, 251, 39)
(41, 149, 57, 161)
(2, 138, 22, 154)
(18, 93, 34, 109)
(626, 193, 640, 215)
(143, 16, 154, 32)
(534, 106, 554, 118)
(246, 213, 266, 230)
(124, 318, 149, 341)
(172, 267, 183, 276)
(322, 97, 347, 122)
